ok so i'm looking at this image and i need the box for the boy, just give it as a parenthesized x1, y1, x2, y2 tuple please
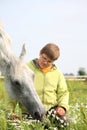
(27, 43, 69, 118)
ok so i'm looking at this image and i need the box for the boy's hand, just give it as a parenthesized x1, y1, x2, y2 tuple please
(55, 107, 66, 116)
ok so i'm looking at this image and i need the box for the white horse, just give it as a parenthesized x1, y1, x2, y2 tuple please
(0, 23, 46, 120)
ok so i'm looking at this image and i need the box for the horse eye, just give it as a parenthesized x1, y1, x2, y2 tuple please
(14, 80, 20, 86)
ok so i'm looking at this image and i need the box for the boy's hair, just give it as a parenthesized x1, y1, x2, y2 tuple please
(40, 43, 60, 61)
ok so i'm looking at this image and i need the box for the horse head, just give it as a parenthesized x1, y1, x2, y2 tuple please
(0, 23, 46, 120)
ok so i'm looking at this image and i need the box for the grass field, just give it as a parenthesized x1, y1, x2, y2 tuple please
(0, 78, 87, 130)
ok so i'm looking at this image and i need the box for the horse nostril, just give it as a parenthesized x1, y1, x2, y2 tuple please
(34, 112, 41, 120)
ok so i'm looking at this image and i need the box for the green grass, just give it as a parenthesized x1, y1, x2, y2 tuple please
(66, 80, 87, 103)
(0, 78, 87, 130)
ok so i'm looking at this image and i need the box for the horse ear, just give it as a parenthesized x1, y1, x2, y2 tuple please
(19, 44, 26, 61)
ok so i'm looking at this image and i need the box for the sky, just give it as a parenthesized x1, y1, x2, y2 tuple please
(0, 0, 87, 75)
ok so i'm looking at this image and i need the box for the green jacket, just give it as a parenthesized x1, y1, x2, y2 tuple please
(27, 60, 69, 111)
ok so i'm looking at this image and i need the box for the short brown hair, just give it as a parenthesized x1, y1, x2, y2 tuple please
(40, 43, 60, 61)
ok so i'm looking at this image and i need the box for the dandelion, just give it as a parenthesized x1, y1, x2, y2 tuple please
(53, 127, 57, 130)
(61, 124, 64, 128)
(55, 116, 59, 120)
(60, 119, 64, 124)
(52, 113, 55, 118)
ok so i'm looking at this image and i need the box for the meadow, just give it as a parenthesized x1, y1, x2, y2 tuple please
(0, 77, 87, 130)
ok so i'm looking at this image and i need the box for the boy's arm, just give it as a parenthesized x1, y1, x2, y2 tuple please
(56, 73, 69, 112)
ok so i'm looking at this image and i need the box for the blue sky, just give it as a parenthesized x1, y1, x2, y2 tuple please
(0, 0, 87, 75)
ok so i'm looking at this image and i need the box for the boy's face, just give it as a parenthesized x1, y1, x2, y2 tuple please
(38, 53, 53, 69)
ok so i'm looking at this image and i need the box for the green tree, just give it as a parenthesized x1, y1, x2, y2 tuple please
(77, 67, 87, 76)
